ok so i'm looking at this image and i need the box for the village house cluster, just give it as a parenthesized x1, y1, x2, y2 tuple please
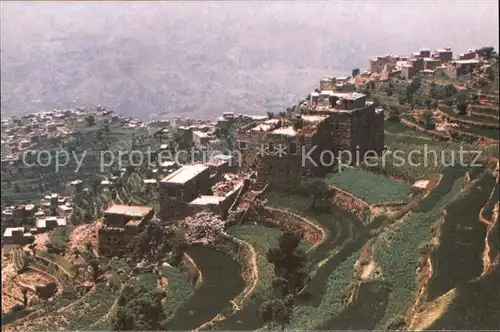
(1, 69, 388, 256)
(1, 180, 83, 246)
(232, 77, 384, 182)
(364, 46, 485, 81)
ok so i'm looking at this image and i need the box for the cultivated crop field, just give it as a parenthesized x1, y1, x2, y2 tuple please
(326, 168, 412, 204)
(163, 245, 245, 331)
(385, 121, 434, 139)
(427, 171, 495, 300)
(261, 192, 367, 330)
(210, 225, 309, 330)
(159, 266, 194, 322)
(372, 174, 464, 328)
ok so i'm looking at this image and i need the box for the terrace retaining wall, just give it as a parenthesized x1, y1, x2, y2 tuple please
(330, 185, 370, 221)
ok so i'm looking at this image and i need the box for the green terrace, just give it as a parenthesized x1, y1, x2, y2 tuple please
(326, 168, 413, 204)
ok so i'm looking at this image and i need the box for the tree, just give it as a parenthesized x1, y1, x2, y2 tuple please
(472, 94, 480, 104)
(267, 111, 275, 119)
(85, 241, 94, 255)
(455, 90, 470, 114)
(85, 115, 96, 127)
(272, 277, 290, 297)
(112, 306, 135, 331)
(444, 84, 457, 98)
(420, 110, 435, 130)
(477, 46, 496, 59)
(22, 288, 28, 308)
(352, 68, 360, 77)
(259, 299, 291, 330)
(301, 177, 330, 210)
(89, 259, 100, 282)
(266, 232, 308, 295)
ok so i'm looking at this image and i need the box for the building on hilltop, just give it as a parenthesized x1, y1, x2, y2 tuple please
(446, 59, 481, 77)
(235, 83, 384, 182)
(159, 163, 246, 221)
(159, 164, 210, 219)
(2, 227, 34, 246)
(458, 49, 477, 60)
(98, 204, 154, 257)
(434, 48, 453, 62)
(369, 55, 398, 74)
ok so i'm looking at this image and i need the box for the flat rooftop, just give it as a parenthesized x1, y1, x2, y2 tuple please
(271, 126, 297, 137)
(250, 119, 280, 132)
(36, 218, 67, 229)
(3, 227, 25, 237)
(104, 204, 153, 217)
(190, 195, 225, 206)
(452, 59, 480, 64)
(301, 115, 329, 123)
(161, 164, 209, 185)
(193, 130, 210, 138)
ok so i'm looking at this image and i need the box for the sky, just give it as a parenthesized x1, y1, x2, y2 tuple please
(1, 1, 498, 118)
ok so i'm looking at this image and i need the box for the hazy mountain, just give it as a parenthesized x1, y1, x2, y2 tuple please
(1, 1, 498, 120)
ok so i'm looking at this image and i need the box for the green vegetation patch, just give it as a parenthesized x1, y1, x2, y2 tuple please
(48, 225, 75, 252)
(264, 192, 367, 330)
(326, 168, 412, 204)
(385, 121, 434, 139)
(111, 273, 165, 331)
(419, 166, 467, 212)
(287, 249, 361, 330)
(373, 175, 464, 328)
(427, 171, 495, 300)
(159, 266, 194, 321)
(163, 245, 245, 331)
(210, 226, 309, 330)
(428, 265, 500, 330)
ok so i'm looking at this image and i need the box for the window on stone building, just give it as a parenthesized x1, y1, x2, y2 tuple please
(288, 142, 297, 155)
(168, 188, 176, 197)
(238, 141, 247, 149)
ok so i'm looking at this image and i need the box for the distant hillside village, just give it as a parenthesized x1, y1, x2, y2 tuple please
(1, 45, 497, 256)
(358, 46, 493, 82)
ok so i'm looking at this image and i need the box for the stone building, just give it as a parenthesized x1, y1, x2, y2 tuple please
(446, 60, 481, 77)
(423, 58, 442, 70)
(401, 64, 417, 79)
(458, 49, 477, 60)
(435, 48, 453, 62)
(2, 227, 34, 246)
(159, 164, 210, 219)
(419, 48, 431, 58)
(369, 55, 397, 74)
(98, 204, 154, 257)
(236, 91, 384, 181)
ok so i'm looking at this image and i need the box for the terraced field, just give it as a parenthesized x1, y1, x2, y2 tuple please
(263, 192, 368, 330)
(159, 266, 195, 323)
(385, 121, 434, 139)
(326, 168, 412, 204)
(162, 245, 245, 331)
(427, 171, 495, 300)
(423, 265, 500, 330)
(372, 174, 465, 328)
(5, 282, 116, 331)
(439, 106, 498, 125)
(209, 225, 310, 330)
(453, 125, 500, 140)
(419, 165, 467, 212)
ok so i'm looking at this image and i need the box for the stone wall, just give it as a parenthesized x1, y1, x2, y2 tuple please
(248, 206, 325, 246)
(330, 185, 370, 221)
